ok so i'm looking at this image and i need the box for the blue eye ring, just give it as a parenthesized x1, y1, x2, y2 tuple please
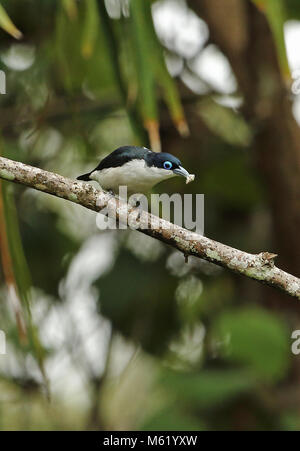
(163, 161, 173, 170)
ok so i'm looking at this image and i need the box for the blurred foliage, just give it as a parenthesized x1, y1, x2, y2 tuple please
(0, 0, 299, 432)
(253, 0, 290, 78)
(0, 3, 22, 39)
(213, 308, 290, 382)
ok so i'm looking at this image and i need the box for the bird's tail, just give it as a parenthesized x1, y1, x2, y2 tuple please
(77, 172, 91, 181)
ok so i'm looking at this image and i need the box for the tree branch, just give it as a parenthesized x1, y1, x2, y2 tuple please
(0, 156, 300, 300)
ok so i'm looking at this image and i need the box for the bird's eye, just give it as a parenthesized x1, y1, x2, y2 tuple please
(163, 161, 173, 170)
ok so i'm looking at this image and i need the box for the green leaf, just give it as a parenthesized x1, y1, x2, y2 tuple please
(130, 0, 160, 150)
(198, 98, 252, 147)
(2, 183, 31, 307)
(96, 1, 145, 143)
(0, 160, 48, 392)
(129, 0, 188, 148)
(2, 182, 46, 380)
(252, 0, 290, 78)
(55, 2, 117, 95)
(141, 405, 206, 431)
(213, 307, 290, 382)
(286, 0, 300, 20)
(62, 0, 78, 21)
(81, 0, 99, 59)
(160, 368, 254, 409)
(0, 3, 22, 39)
(142, 3, 189, 136)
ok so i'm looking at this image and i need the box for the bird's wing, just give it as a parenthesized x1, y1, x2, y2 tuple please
(95, 146, 149, 171)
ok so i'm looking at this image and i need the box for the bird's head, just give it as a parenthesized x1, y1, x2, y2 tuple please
(147, 151, 191, 181)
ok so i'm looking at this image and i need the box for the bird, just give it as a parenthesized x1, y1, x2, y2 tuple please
(77, 145, 194, 194)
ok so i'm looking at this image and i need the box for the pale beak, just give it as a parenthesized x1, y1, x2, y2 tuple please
(173, 166, 190, 179)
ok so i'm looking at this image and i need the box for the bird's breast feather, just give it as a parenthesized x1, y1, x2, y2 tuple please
(90, 159, 174, 193)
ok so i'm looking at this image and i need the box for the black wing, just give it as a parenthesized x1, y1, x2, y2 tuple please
(77, 172, 91, 181)
(76, 146, 150, 181)
(96, 146, 150, 170)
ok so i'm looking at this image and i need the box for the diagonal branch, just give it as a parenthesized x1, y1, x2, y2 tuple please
(0, 155, 300, 300)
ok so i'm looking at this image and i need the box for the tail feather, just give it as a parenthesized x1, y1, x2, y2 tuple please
(77, 172, 91, 181)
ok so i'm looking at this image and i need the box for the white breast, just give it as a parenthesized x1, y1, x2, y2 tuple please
(90, 159, 175, 194)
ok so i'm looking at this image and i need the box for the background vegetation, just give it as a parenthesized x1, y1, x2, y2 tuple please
(0, 0, 300, 431)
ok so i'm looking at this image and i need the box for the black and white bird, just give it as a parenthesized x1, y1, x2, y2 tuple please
(77, 145, 194, 194)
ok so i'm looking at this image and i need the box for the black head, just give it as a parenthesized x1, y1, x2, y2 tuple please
(146, 151, 190, 178)
(147, 152, 181, 170)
